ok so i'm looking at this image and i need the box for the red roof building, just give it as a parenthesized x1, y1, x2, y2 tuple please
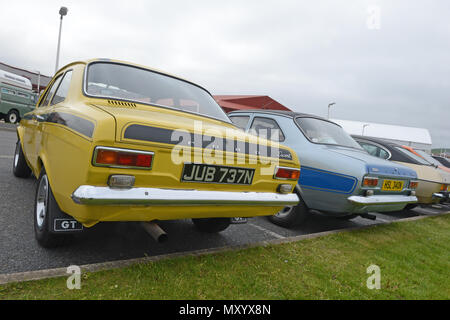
(213, 95, 291, 113)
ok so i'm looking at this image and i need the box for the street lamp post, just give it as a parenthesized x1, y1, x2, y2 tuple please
(37, 71, 40, 93)
(55, 6, 68, 74)
(327, 102, 336, 119)
(362, 124, 370, 136)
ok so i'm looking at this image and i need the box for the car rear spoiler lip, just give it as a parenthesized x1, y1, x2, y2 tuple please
(71, 185, 300, 206)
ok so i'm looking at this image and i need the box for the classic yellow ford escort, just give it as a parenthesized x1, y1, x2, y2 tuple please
(13, 58, 300, 247)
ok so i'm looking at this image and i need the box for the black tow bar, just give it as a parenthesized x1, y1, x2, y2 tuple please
(360, 213, 377, 220)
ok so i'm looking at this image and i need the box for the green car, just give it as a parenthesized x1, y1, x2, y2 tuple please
(0, 70, 37, 124)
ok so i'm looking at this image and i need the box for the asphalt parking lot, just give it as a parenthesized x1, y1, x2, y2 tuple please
(0, 126, 449, 275)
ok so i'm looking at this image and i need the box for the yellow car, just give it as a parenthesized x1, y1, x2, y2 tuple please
(13, 58, 300, 247)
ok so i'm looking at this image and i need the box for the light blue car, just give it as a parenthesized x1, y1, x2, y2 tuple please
(228, 110, 418, 227)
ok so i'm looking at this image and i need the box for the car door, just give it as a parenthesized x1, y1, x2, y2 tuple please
(23, 73, 63, 170)
(36, 71, 74, 170)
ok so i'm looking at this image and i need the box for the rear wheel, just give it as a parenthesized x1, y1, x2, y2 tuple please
(268, 193, 309, 228)
(34, 169, 72, 248)
(6, 110, 20, 124)
(192, 218, 231, 233)
(405, 203, 419, 210)
(12, 140, 31, 178)
(337, 213, 359, 220)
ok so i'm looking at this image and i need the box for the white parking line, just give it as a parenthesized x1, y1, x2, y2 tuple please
(0, 155, 13, 159)
(374, 217, 390, 223)
(248, 223, 285, 239)
(417, 208, 439, 215)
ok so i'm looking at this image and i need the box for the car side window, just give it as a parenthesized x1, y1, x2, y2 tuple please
(51, 71, 72, 105)
(229, 116, 250, 130)
(359, 142, 390, 159)
(1, 88, 15, 95)
(378, 148, 390, 160)
(249, 117, 285, 142)
(39, 74, 63, 108)
(359, 142, 378, 156)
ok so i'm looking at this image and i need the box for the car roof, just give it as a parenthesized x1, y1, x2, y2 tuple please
(351, 134, 426, 165)
(228, 109, 332, 122)
(351, 134, 401, 147)
(55, 58, 211, 95)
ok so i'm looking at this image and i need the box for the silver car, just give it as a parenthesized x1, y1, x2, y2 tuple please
(228, 110, 418, 227)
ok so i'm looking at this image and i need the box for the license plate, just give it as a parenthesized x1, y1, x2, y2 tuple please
(231, 217, 248, 224)
(381, 179, 404, 191)
(53, 219, 83, 232)
(181, 163, 255, 185)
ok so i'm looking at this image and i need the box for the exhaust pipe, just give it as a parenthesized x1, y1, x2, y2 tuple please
(360, 213, 377, 220)
(141, 222, 168, 243)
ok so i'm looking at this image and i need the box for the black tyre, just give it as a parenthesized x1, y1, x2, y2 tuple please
(268, 193, 309, 228)
(6, 110, 20, 124)
(337, 213, 359, 220)
(12, 140, 31, 178)
(405, 203, 419, 210)
(34, 169, 71, 248)
(192, 217, 231, 233)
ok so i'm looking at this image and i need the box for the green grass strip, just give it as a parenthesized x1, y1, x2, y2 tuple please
(1, 214, 449, 300)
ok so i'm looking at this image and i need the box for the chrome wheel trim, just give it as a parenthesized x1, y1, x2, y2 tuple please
(36, 175, 49, 229)
(275, 205, 294, 219)
(9, 113, 17, 124)
(14, 144, 19, 168)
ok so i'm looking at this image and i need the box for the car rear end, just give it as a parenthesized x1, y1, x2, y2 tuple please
(46, 59, 300, 227)
(67, 121, 300, 226)
(347, 164, 418, 213)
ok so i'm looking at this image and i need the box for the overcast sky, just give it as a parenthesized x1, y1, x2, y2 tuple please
(1, 0, 449, 147)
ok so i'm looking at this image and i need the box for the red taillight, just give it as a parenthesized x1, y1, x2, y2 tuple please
(274, 167, 300, 180)
(94, 147, 154, 169)
(363, 177, 379, 187)
(409, 181, 419, 190)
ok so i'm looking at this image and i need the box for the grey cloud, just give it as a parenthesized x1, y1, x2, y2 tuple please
(0, 0, 448, 146)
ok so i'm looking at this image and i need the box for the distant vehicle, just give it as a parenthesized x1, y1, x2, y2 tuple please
(401, 146, 450, 174)
(433, 155, 450, 168)
(400, 146, 449, 202)
(0, 69, 37, 124)
(353, 135, 449, 206)
(228, 110, 418, 227)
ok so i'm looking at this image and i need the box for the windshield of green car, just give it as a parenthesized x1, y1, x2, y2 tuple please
(85, 62, 231, 123)
(295, 117, 363, 149)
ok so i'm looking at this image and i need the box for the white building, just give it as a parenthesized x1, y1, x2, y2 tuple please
(0, 69, 33, 90)
(332, 119, 432, 151)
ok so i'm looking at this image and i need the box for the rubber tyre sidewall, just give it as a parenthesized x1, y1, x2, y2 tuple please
(34, 169, 68, 248)
(13, 140, 31, 178)
(405, 203, 419, 210)
(269, 193, 309, 228)
(192, 218, 231, 233)
(7, 110, 19, 124)
(336, 213, 359, 220)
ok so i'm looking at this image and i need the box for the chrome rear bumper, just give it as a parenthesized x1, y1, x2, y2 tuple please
(348, 195, 418, 206)
(72, 185, 299, 206)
